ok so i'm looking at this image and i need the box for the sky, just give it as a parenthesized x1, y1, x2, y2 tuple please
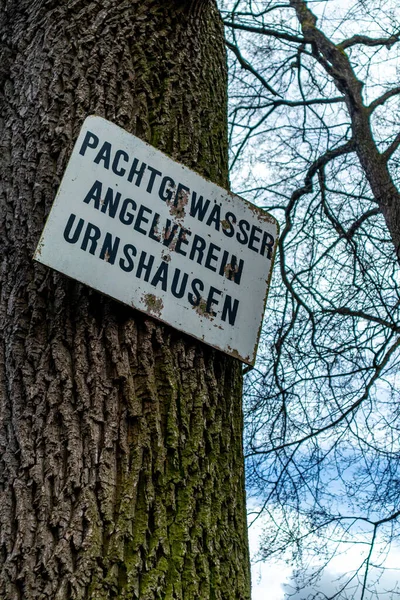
(249, 510, 400, 599)
(221, 1, 400, 598)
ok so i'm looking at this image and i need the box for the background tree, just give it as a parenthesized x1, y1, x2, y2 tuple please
(0, 1, 251, 598)
(221, 0, 400, 598)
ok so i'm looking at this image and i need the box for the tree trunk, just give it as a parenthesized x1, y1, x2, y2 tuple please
(0, 1, 251, 598)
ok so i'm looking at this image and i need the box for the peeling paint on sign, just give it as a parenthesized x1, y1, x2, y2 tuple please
(33, 116, 279, 365)
(142, 293, 164, 316)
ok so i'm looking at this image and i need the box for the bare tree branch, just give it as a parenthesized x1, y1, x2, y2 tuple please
(339, 32, 400, 50)
(368, 86, 400, 113)
(383, 130, 400, 161)
(321, 306, 400, 333)
(225, 39, 281, 96)
(223, 19, 306, 44)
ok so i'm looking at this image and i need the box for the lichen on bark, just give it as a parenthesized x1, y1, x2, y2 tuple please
(0, 1, 251, 598)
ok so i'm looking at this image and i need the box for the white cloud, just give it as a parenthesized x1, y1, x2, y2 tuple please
(284, 566, 400, 600)
(248, 509, 400, 600)
(248, 512, 292, 600)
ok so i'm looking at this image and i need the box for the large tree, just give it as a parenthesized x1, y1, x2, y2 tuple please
(0, 1, 251, 599)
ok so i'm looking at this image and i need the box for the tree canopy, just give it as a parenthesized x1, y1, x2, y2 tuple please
(221, 0, 400, 597)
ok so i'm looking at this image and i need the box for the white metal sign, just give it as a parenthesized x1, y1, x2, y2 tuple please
(34, 116, 279, 365)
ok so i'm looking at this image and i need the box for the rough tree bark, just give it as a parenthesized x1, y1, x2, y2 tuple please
(0, 1, 251, 598)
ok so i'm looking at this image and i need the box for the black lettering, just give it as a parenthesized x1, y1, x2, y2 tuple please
(261, 231, 275, 259)
(189, 234, 206, 264)
(79, 131, 99, 156)
(188, 278, 204, 307)
(99, 233, 120, 265)
(127, 158, 147, 186)
(94, 141, 112, 170)
(112, 149, 129, 176)
(119, 198, 137, 225)
(171, 269, 189, 299)
(81, 222, 101, 255)
(206, 286, 222, 317)
(136, 251, 154, 282)
(134, 205, 152, 235)
(63, 214, 84, 244)
(151, 262, 169, 291)
(221, 296, 239, 326)
(222, 212, 236, 238)
(189, 191, 210, 221)
(163, 219, 179, 247)
(249, 225, 262, 253)
(146, 166, 162, 193)
(119, 244, 137, 272)
(149, 213, 161, 242)
(175, 227, 192, 256)
(204, 243, 221, 272)
(83, 180, 102, 210)
(102, 187, 121, 218)
(159, 176, 175, 202)
(236, 219, 250, 245)
(206, 204, 221, 230)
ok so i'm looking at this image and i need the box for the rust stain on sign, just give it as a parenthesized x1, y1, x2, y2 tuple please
(169, 186, 189, 220)
(194, 296, 214, 320)
(142, 293, 164, 317)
